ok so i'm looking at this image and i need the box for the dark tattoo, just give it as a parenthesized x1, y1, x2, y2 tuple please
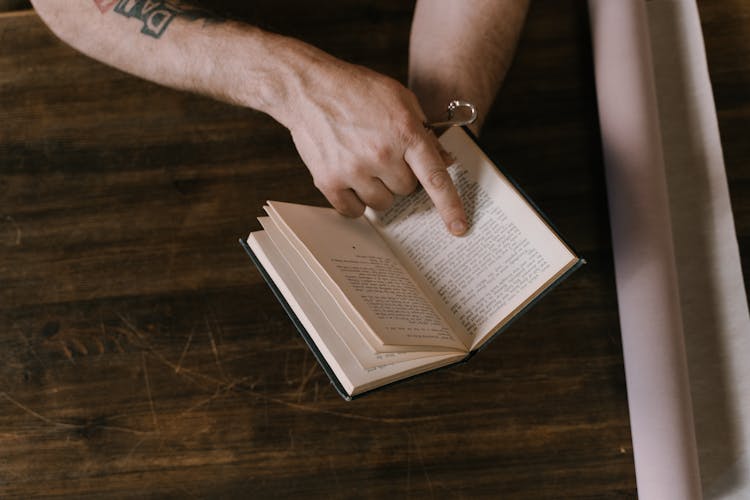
(95, 0, 223, 39)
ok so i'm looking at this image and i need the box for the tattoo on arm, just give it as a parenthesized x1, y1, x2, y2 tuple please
(94, 0, 224, 39)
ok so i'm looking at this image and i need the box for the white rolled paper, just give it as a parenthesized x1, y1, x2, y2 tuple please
(589, 1, 750, 499)
(589, 1, 702, 498)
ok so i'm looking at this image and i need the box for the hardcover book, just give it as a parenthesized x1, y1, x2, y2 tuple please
(241, 127, 583, 400)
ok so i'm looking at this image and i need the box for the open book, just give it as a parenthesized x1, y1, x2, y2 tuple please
(241, 127, 583, 400)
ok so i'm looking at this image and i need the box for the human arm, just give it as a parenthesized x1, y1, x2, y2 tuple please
(409, 0, 530, 135)
(30, 0, 469, 234)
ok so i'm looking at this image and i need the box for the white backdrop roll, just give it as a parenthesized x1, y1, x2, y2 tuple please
(589, 1, 750, 498)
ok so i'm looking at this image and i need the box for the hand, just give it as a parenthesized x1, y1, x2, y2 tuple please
(285, 59, 468, 236)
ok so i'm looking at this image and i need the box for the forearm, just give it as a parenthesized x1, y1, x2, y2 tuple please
(32, 0, 471, 234)
(409, 0, 530, 133)
(30, 0, 337, 127)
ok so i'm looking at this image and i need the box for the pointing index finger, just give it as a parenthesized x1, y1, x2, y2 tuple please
(404, 132, 468, 236)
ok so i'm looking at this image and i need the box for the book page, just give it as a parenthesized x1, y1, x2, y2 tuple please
(258, 217, 446, 369)
(267, 201, 465, 352)
(248, 231, 466, 397)
(366, 127, 578, 350)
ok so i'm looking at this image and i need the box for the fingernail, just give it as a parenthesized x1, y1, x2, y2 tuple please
(450, 219, 467, 235)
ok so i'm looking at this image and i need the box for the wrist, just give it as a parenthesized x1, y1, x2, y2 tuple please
(193, 24, 286, 118)
(227, 27, 339, 129)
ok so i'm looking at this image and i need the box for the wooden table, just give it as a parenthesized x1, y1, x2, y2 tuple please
(0, 1, 745, 497)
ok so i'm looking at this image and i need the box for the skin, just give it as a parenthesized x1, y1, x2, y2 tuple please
(30, 0, 529, 236)
(410, 0, 530, 134)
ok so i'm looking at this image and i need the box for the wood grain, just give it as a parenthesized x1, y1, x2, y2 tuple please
(698, 0, 750, 294)
(2, 0, 744, 497)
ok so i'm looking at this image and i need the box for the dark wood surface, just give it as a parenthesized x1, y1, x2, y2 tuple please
(699, 0, 750, 293)
(0, 1, 745, 497)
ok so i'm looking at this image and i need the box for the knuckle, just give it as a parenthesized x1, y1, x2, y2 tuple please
(347, 162, 369, 178)
(375, 144, 394, 164)
(404, 175, 419, 193)
(399, 122, 425, 148)
(330, 195, 350, 214)
(325, 188, 365, 218)
(392, 172, 419, 195)
(369, 192, 394, 212)
(313, 176, 336, 193)
(393, 112, 424, 146)
(346, 204, 366, 218)
(326, 189, 347, 205)
(427, 168, 451, 190)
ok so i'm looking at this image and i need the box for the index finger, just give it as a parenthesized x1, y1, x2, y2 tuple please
(404, 132, 468, 236)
